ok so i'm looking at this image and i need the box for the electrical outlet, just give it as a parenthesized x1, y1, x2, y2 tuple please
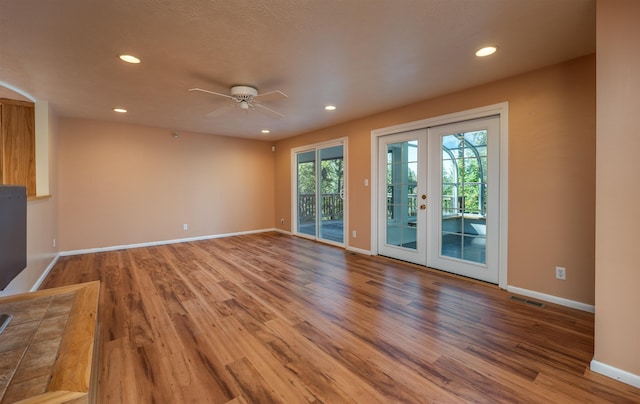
(352, 230, 357, 238)
(52, 238, 56, 248)
(280, 218, 285, 224)
(555, 266, 566, 280)
(183, 223, 188, 231)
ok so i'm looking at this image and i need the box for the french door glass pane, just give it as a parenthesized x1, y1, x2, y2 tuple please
(386, 140, 418, 249)
(319, 146, 344, 243)
(297, 151, 316, 237)
(441, 131, 487, 264)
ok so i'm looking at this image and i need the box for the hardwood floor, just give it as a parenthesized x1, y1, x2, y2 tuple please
(41, 232, 640, 403)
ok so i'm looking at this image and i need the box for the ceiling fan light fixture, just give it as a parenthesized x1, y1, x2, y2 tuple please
(240, 100, 250, 110)
(231, 85, 258, 98)
(475, 46, 497, 57)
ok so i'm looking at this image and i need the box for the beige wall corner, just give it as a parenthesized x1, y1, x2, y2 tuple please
(593, 0, 640, 382)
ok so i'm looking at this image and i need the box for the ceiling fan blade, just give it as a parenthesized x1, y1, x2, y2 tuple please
(254, 103, 284, 118)
(188, 88, 235, 100)
(206, 103, 236, 117)
(253, 90, 288, 102)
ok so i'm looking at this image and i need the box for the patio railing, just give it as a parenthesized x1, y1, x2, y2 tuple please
(299, 193, 343, 222)
(387, 194, 417, 219)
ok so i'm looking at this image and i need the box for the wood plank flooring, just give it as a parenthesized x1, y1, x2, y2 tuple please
(41, 232, 640, 403)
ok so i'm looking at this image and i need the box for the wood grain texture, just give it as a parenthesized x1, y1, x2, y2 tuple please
(0, 282, 98, 404)
(48, 283, 99, 393)
(14, 390, 87, 404)
(41, 233, 640, 403)
(0, 99, 36, 196)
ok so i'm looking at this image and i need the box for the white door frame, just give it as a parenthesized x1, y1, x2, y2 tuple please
(370, 103, 509, 289)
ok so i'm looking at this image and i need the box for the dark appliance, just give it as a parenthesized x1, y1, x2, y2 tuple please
(0, 185, 27, 290)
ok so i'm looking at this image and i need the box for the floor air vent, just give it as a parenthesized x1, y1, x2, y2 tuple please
(510, 295, 545, 308)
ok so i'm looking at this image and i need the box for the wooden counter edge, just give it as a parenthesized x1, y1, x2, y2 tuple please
(48, 282, 100, 393)
(1, 281, 100, 404)
(0, 282, 100, 304)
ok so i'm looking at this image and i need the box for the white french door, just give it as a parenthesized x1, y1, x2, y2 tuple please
(377, 115, 501, 284)
(427, 116, 500, 283)
(377, 129, 428, 265)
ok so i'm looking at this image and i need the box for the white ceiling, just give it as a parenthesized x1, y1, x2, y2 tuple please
(0, 0, 595, 140)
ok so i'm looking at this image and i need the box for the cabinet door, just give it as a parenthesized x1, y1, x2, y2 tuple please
(0, 99, 36, 197)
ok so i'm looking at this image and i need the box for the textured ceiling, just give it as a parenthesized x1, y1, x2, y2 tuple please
(0, 0, 595, 140)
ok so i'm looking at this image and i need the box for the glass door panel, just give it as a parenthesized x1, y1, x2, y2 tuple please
(386, 141, 418, 249)
(296, 151, 316, 237)
(440, 131, 487, 264)
(319, 146, 344, 243)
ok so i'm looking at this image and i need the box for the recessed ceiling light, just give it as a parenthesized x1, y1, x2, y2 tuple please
(325, 105, 336, 111)
(261, 129, 270, 134)
(475, 46, 497, 57)
(113, 108, 127, 113)
(119, 54, 141, 64)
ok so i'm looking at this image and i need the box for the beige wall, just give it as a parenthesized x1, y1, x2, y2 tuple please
(57, 119, 275, 251)
(1, 105, 59, 296)
(275, 55, 596, 305)
(594, 0, 640, 377)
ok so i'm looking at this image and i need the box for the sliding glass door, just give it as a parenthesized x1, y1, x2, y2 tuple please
(294, 142, 345, 245)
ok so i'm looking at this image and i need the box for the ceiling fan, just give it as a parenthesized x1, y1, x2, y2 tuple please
(188, 85, 288, 118)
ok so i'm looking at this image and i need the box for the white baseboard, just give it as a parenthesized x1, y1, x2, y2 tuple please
(60, 228, 277, 256)
(507, 286, 595, 313)
(275, 229, 371, 255)
(591, 359, 640, 389)
(346, 246, 372, 255)
(30, 253, 61, 292)
(59, 228, 370, 258)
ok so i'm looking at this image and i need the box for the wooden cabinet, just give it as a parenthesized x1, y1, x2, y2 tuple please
(0, 98, 36, 197)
